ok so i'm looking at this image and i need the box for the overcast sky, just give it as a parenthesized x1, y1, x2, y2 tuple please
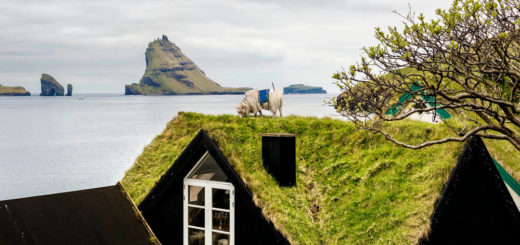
(0, 0, 453, 94)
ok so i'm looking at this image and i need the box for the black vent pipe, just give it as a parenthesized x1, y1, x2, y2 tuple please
(260, 133, 296, 187)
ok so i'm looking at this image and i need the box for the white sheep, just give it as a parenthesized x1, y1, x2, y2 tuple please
(236, 88, 283, 118)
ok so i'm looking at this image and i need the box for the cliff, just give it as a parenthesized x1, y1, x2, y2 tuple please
(283, 84, 327, 94)
(125, 35, 250, 95)
(40, 74, 64, 96)
(0, 84, 30, 96)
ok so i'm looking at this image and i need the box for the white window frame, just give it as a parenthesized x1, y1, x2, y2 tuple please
(183, 152, 235, 245)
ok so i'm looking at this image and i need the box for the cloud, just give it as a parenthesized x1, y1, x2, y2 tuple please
(0, 0, 453, 93)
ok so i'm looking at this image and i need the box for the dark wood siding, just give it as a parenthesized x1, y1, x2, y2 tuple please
(419, 137, 520, 244)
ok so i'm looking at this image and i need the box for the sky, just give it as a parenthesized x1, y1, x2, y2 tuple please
(0, 0, 453, 94)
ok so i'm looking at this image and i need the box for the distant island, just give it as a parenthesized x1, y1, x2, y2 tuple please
(40, 73, 73, 96)
(0, 84, 30, 96)
(283, 84, 327, 94)
(125, 35, 251, 95)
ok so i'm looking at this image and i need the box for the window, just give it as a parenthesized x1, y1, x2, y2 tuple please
(184, 152, 234, 245)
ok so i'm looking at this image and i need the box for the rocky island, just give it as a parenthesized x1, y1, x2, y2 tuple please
(66, 84, 73, 96)
(40, 74, 65, 96)
(283, 84, 327, 94)
(0, 84, 30, 96)
(125, 35, 250, 95)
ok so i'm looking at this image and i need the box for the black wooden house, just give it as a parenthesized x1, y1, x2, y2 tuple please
(135, 126, 520, 244)
(138, 130, 290, 245)
(419, 136, 520, 244)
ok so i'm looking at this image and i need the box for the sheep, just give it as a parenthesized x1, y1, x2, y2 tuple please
(236, 88, 283, 118)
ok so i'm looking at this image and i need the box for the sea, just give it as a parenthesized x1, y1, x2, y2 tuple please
(0, 94, 339, 200)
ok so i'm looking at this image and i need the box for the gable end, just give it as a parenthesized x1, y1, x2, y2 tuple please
(138, 129, 290, 245)
(420, 136, 520, 244)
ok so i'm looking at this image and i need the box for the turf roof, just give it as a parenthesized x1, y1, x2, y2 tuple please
(122, 112, 520, 244)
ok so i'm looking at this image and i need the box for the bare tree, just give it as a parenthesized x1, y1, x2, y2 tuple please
(334, 0, 520, 150)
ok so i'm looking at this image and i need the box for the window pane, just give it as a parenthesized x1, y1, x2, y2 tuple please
(212, 188, 230, 210)
(212, 210, 230, 232)
(188, 207, 205, 228)
(188, 228, 205, 245)
(212, 232, 230, 245)
(188, 186, 204, 206)
(188, 153, 229, 181)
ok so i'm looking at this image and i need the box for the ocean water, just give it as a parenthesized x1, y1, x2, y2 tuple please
(0, 94, 338, 199)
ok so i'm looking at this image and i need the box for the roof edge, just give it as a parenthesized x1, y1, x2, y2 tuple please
(116, 182, 160, 244)
(0, 185, 118, 202)
(493, 159, 520, 196)
(138, 129, 208, 208)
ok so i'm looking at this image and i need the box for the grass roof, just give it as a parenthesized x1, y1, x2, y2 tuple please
(122, 112, 520, 244)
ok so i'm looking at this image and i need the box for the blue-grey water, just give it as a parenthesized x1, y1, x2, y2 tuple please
(0, 94, 337, 200)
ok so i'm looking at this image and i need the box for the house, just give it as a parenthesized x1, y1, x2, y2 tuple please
(122, 112, 520, 244)
(137, 130, 290, 245)
(0, 183, 158, 245)
(419, 136, 520, 244)
(385, 83, 451, 123)
(335, 82, 451, 123)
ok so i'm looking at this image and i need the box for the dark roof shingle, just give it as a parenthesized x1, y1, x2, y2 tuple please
(0, 183, 158, 245)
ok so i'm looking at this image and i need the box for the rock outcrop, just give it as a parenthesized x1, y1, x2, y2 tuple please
(125, 35, 251, 95)
(66, 84, 73, 96)
(0, 84, 30, 96)
(283, 84, 327, 94)
(335, 86, 391, 112)
(40, 74, 64, 96)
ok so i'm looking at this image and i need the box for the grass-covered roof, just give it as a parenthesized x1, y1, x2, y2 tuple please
(122, 112, 520, 244)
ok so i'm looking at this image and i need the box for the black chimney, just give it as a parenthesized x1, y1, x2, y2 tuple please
(260, 133, 296, 187)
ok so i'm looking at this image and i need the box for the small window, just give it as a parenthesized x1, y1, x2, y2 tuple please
(187, 153, 229, 182)
(188, 186, 205, 206)
(184, 152, 234, 245)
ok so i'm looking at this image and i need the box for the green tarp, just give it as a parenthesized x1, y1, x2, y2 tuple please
(493, 158, 520, 197)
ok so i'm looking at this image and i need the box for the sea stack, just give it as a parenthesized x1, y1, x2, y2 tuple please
(66, 84, 73, 96)
(125, 35, 250, 95)
(40, 74, 64, 96)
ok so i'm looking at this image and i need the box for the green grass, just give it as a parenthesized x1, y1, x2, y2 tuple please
(0, 84, 30, 95)
(41, 74, 63, 88)
(122, 112, 520, 244)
